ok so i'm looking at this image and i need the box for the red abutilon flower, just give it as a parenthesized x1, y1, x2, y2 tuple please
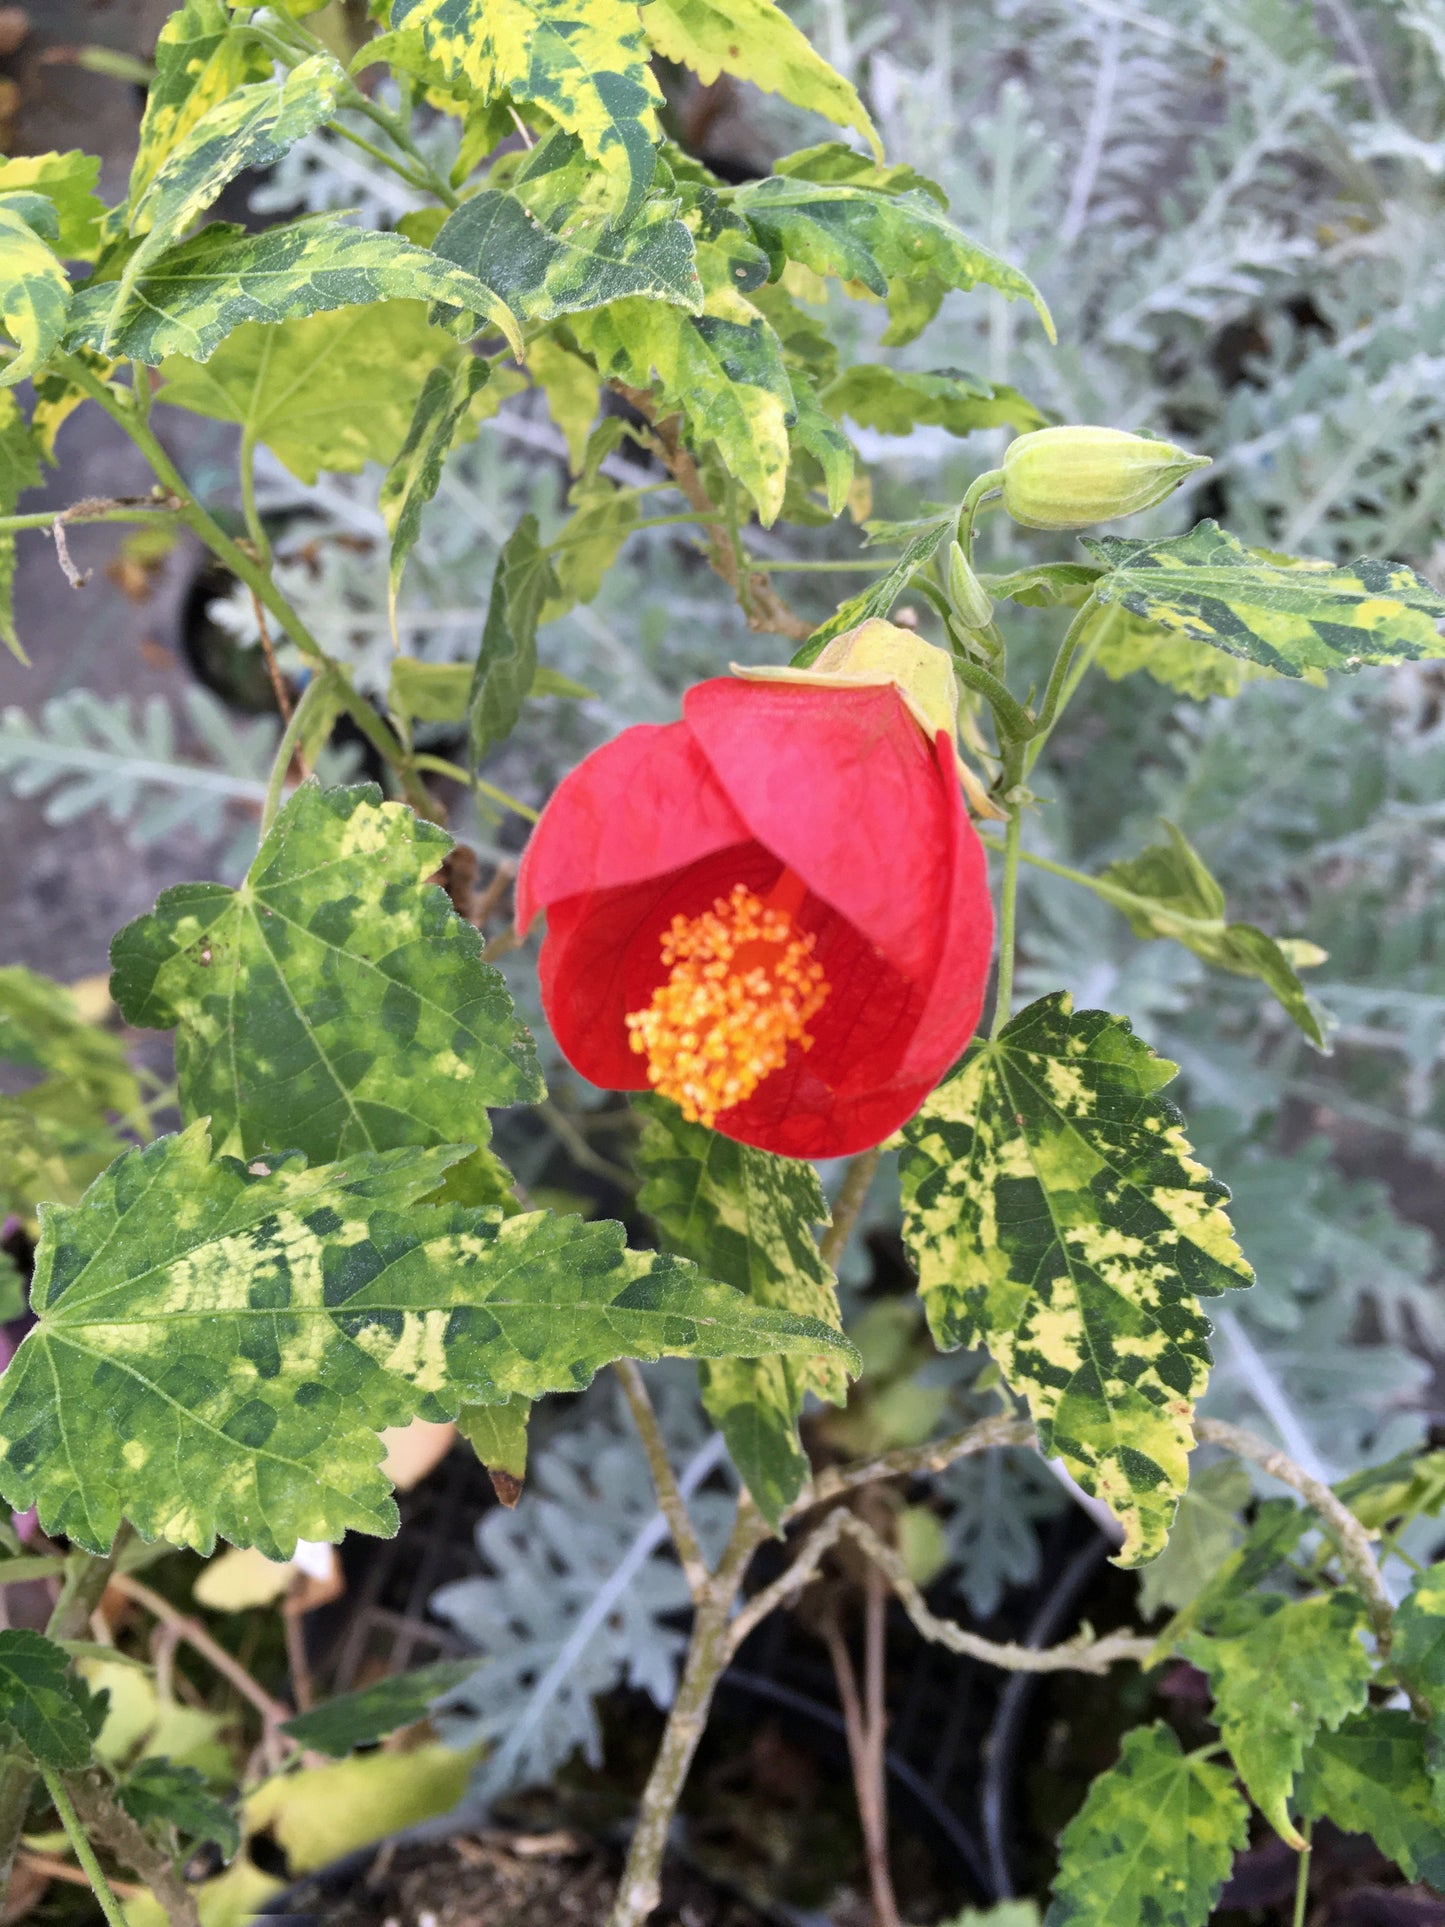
(514, 621, 996, 1159)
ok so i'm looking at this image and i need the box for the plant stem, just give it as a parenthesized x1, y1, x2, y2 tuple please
(0, 504, 178, 534)
(822, 1593, 902, 1927)
(788, 1413, 1034, 1522)
(614, 1361, 710, 1602)
(819, 1146, 882, 1270)
(238, 424, 272, 567)
(410, 754, 539, 821)
(38, 1767, 128, 1927)
(990, 799, 1024, 1038)
(1293, 1819, 1312, 1927)
(1025, 593, 1104, 773)
(951, 654, 1037, 744)
(976, 833, 1228, 942)
(260, 671, 334, 835)
(65, 1771, 201, 1927)
(957, 468, 1005, 562)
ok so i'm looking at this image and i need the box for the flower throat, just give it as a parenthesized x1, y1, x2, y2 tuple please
(625, 868, 830, 1128)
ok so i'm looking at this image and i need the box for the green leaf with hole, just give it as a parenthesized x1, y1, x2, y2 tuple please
(119, 1758, 239, 1858)
(1098, 821, 1331, 1049)
(572, 225, 795, 523)
(1083, 521, 1445, 680)
(129, 0, 273, 205)
(160, 303, 472, 484)
(636, 1095, 848, 1525)
(66, 219, 521, 366)
(389, 0, 663, 213)
(1182, 1591, 1373, 1846)
(0, 392, 40, 659)
(470, 514, 560, 761)
(733, 175, 1054, 348)
(1045, 1723, 1248, 1927)
(0, 205, 70, 390)
(1298, 1711, 1445, 1886)
(432, 132, 700, 326)
(825, 364, 1045, 438)
(0, 1630, 93, 1769)
(109, 55, 347, 354)
(642, 0, 879, 157)
(0, 154, 104, 262)
(109, 783, 543, 1165)
(0, 1125, 858, 1557)
(900, 993, 1252, 1564)
(282, 1660, 479, 1757)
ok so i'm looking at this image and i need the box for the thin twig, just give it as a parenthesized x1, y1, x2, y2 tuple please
(17, 1851, 142, 1900)
(51, 519, 90, 589)
(65, 1771, 201, 1927)
(37, 1769, 128, 1927)
(821, 1598, 902, 1927)
(785, 1413, 1035, 1524)
(1195, 1417, 1395, 1649)
(250, 592, 294, 725)
(819, 1147, 882, 1270)
(614, 1360, 711, 1602)
(538, 1100, 638, 1191)
(108, 1572, 294, 1764)
(727, 1508, 1155, 1672)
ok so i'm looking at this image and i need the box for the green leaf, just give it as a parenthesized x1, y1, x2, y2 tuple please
(636, 1095, 847, 1526)
(66, 218, 522, 367)
(794, 513, 952, 661)
(380, 355, 493, 619)
(160, 302, 471, 485)
(119, 1758, 239, 1858)
(457, 1395, 529, 1502)
(1177, 1499, 1311, 1643)
(0, 1629, 93, 1769)
(1182, 1591, 1373, 1846)
(1092, 602, 1272, 700)
(129, 0, 273, 205)
(0, 205, 70, 390)
(641, 0, 880, 158)
(0, 1098, 125, 1222)
(1083, 521, 1445, 680)
(109, 782, 542, 1165)
(1098, 821, 1331, 1049)
(0, 1124, 858, 1557)
(1390, 1560, 1445, 1800)
(389, 0, 663, 213)
(825, 364, 1045, 437)
(0, 154, 104, 262)
(732, 175, 1054, 348)
(527, 336, 601, 472)
(470, 513, 561, 762)
(572, 226, 795, 523)
(982, 561, 1102, 610)
(1044, 1723, 1248, 1927)
(1137, 1459, 1249, 1619)
(431, 133, 700, 327)
(389, 658, 590, 726)
(0, 1252, 24, 1326)
(110, 54, 347, 354)
(281, 1659, 478, 1757)
(0, 967, 142, 1125)
(789, 380, 854, 517)
(0, 392, 41, 659)
(543, 476, 641, 617)
(900, 993, 1253, 1565)
(1298, 1711, 1445, 1886)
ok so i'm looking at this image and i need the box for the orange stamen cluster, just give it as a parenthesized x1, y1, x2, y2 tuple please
(626, 882, 830, 1128)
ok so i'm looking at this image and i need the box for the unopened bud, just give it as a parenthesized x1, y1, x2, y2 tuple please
(1001, 426, 1210, 531)
(946, 542, 993, 631)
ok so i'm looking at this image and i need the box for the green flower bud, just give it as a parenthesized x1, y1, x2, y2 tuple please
(1001, 426, 1210, 531)
(946, 541, 994, 631)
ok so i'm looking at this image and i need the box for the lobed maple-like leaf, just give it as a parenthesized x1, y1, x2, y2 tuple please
(900, 993, 1252, 1564)
(0, 203, 70, 391)
(110, 783, 542, 1167)
(0, 1126, 858, 1559)
(1298, 1711, 1445, 1888)
(0, 1629, 93, 1769)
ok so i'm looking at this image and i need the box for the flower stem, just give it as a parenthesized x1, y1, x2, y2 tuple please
(989, 795, 1023, 1039)
(1026, 592, 1102, 772)
(38, 1768, 128, 1927)
(957, 468, 1005, 563)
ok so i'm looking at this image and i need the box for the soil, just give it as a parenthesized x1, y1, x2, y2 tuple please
(274, 1830, 779, 1927)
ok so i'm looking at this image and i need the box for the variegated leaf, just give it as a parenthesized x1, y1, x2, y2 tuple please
(381, 355, 493, 618)
(641, 0, 880, 158)
(431, 131, 700, 325)
(1083, 521, 1445, 679)
(900, 993, 1252, 1564)
(1298, 1713, 1445, 1888)
(389, 0, 662, 211)
(0, 153, 104, 262)
(794, 514, 952, 661)
(636, 1095, 847, 1525)
(572, 226, 795, 523)
(129, 0, 273, 204)
(470, 513, 560, 760)
(109, 54, 347, 354)
(66, 219, 522, 365)
(0, 1126, 859, 1558)
(0, 204, 70, 390)
(825, 363, 1045, 438)
(161, 303, 470, 485)
(733, 173, 1054, 347)
(109, 783, 543, 1165)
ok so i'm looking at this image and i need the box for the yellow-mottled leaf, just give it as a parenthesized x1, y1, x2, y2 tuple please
(900, 993, 1252, 1565)
(130, 0, 273, 205)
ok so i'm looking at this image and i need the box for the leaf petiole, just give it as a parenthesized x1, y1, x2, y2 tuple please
(37, 1768, 129, 1927)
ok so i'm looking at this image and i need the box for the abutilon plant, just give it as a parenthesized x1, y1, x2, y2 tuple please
(1, 5, 1444, 1925)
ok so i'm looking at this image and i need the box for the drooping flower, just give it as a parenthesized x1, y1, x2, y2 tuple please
(515, 623, 995, 1159)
